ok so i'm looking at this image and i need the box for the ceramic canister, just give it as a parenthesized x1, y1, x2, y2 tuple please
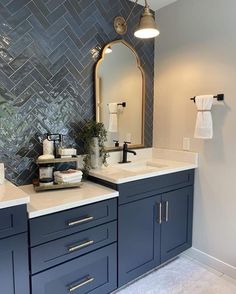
(43, 139, 54, 155)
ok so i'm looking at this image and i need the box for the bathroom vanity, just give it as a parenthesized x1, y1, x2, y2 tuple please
(0, 150, 197, 294)
(117, 171, 193, 287)
(89, 153, 196, 287)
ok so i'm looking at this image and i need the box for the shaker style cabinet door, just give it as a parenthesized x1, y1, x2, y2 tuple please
(0, 233, 30, 294)
(118, 194, 161, 287)
(161, 186, 194, 263)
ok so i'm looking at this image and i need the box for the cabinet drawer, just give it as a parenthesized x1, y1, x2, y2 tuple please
(0, 205, 27, 239)
(30, 198, 117, 246)
(118, 170, 194, 204)
(31, 243, 117, 294)
(31, 221, 117, 274)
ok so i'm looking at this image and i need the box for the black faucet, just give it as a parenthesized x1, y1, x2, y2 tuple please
(119, 142, 137, 164)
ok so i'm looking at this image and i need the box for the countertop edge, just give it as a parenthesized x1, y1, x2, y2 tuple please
(0, 197, 30, 209)
(28, 192, 119, 219)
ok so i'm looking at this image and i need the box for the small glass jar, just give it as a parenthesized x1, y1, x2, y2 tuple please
(39, 164, 54, 182)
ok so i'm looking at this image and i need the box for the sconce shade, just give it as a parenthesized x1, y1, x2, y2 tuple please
(134, 6, 160, 39)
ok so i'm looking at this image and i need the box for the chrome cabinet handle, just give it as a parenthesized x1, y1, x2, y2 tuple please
(68, 240, 94, 252)
(68, 276, 94, 292)
(157, 202, 162, 224)
(165, 201, 169, 222)
(68, 216, 94, 227)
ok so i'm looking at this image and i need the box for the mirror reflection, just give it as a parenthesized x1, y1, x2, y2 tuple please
(95, 40, 145, 149)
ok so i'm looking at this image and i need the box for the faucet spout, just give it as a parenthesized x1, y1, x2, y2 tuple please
(127, 150, 137, 156)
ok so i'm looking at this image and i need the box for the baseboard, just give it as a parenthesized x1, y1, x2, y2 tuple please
(185, 247, 236, 280)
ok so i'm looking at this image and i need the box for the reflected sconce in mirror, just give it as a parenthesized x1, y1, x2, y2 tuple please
(114, 0, 160, 39)
(105, 46, 112, 54)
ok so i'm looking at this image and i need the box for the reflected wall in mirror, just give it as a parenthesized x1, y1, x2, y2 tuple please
(95, 40, 145, 149)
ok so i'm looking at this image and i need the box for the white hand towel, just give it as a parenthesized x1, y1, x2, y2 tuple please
(54, 176, 82, 184)
(54, 170, 83, 180)
(194, 95, 214, 139)
(108, 103, 118, 133)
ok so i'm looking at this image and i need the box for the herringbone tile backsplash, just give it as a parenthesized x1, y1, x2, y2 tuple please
(0, 0, 154, 185)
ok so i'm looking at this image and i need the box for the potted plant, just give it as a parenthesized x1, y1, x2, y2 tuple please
(80, 120, 108, 175)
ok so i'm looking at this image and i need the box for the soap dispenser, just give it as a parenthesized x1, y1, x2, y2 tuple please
(113, 140, 119, 148)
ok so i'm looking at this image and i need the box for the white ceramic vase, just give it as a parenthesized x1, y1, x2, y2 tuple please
(0, 163, 5, 184)
(91, 137, 102, 169)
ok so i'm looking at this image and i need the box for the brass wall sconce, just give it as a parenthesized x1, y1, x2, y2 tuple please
(114, 0, 160, 39)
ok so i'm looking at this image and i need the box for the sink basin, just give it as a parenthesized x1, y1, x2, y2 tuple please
(116, 161, 168, 173)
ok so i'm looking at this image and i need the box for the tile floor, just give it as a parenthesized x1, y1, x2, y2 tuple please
(116, 256, 236, 294)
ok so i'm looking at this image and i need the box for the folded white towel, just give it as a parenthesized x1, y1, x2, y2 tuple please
(54, 176, 82, 184)
(108, 103, 118, 133)
(194, 95, 214, 139)
(54, 170, 83, 180)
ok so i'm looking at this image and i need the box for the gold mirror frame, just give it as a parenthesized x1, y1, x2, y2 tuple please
(95, 39, 146, 150)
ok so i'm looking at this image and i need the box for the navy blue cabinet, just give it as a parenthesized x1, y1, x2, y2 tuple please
(30, 198, 117, 246)
(0, 205, 30, 294)
(30, 199, 118, 294)
(118, 195, 161, 287)
(161, 186, 193, 263)
(0, 205, 27, 239)
(0, 233, 30, 294)
(31, 221, 117, 274)
(32, 243, 117, 294)
(117, 170, 194, 287)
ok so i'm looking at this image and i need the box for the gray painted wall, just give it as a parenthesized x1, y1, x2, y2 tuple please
(154, 0, 236, 268)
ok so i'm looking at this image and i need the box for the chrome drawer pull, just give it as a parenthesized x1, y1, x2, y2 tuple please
(68, 216, 94, 227)
(157, 202, 162, 224)
(68, 276, 94, 292)
(68, 240, 94, 252)
(165, 201, 169, 222)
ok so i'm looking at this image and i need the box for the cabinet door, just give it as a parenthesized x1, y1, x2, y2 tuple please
(161, 186, 193, 263)
(118, 195, 161, 287)
(0, 233, 30, 294)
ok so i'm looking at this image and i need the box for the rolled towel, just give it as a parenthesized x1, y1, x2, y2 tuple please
(194, 95, 214, 139)
(108, 103, 118, 133)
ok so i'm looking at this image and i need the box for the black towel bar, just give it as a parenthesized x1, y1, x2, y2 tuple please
(190, 94, 224, 103)
(117, 102, 126, 107)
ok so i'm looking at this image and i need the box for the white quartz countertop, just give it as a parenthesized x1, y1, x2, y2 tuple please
(89, 159, 197, 184)
(0, 180, 30, 209)
(89, 149, 198, 184)
(20, 181, 118, 219)
(0, 149, 198, 218)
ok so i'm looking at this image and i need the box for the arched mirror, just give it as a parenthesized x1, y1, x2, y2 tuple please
(95, 40, 145, 149)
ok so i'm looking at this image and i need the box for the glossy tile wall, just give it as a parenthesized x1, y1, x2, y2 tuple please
(0, 0, 154, 185)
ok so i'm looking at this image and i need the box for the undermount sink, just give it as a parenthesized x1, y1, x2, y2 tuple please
(116, 161, 168, 173)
